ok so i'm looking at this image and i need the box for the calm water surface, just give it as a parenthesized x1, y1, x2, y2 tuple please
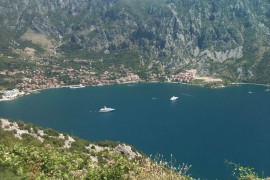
(0, 83, 270, 179)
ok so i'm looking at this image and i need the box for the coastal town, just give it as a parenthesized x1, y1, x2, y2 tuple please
(0, 57, 223, 101)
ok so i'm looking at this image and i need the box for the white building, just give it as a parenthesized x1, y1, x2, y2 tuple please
(2, 89, 20, 99)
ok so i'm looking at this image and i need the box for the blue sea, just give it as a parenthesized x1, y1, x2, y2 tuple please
(0, 83, 270, 179)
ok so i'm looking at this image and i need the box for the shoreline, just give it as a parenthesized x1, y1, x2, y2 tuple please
(234, 82, 270, 87)
(0, 81, 269, 102)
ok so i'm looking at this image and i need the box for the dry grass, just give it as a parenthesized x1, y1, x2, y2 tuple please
(134, 154, 192, 180)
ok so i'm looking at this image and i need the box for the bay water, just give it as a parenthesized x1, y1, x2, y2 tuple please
(0, 83, 270, 179)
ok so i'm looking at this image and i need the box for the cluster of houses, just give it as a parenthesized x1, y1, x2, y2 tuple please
(1, 72, 141, 100)
(1, 66, 224, 101)
(167, 69, 197, 83)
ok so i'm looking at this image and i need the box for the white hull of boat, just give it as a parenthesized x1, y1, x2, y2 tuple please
(170, 96, 179, 101)
(99, 106, 115, 113)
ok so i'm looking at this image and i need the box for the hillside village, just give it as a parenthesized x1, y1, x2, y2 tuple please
(0, 57, 223, 101)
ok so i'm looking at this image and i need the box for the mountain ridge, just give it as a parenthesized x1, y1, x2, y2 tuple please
(0, 0, 270, 83)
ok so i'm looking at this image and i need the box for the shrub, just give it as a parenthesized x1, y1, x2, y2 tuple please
(44, 128, 59, 137)
(226, 161, 263, 180)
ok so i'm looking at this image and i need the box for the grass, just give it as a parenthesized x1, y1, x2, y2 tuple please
(0, 167, 21, 180)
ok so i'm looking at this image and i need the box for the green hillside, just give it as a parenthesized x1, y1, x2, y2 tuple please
(0, 118, 192, 179)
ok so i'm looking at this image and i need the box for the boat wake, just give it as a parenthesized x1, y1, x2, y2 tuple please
(181, 93, 194, 97)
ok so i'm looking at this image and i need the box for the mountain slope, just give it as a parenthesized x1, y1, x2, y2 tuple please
(0, 0, 270, 82)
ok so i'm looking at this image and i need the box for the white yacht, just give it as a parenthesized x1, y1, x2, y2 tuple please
(99, 106, 115, 113)
(69, 84, 85, 89)
(170, 96, 179, 101)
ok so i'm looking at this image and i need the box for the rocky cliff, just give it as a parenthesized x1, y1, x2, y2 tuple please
(0, 0, 270, 82)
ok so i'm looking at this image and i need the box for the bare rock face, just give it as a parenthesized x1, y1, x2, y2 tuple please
(0, 0, 269, 81)
(114, 144, 141, 160)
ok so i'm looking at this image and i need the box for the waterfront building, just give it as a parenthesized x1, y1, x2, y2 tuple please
(2, 89, 20, 99)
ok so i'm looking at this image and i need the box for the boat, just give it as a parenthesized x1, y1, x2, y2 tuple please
(99, 106, 115, 113)
(69, 84, 85, 89)
(170, 96, 179, 101)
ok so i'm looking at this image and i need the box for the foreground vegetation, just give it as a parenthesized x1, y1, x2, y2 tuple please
(0, 119, 191, 180)
(226, 161, 270, 180)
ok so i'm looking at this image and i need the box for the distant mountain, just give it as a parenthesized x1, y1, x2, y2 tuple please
(0, 0, 270, 82)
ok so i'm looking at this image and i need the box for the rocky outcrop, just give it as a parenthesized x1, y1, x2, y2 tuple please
(1, 118, 45, 141)
(114, 144, 142, 160)
(197, 46, 243, 63)
(0, 118, 75, 147)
